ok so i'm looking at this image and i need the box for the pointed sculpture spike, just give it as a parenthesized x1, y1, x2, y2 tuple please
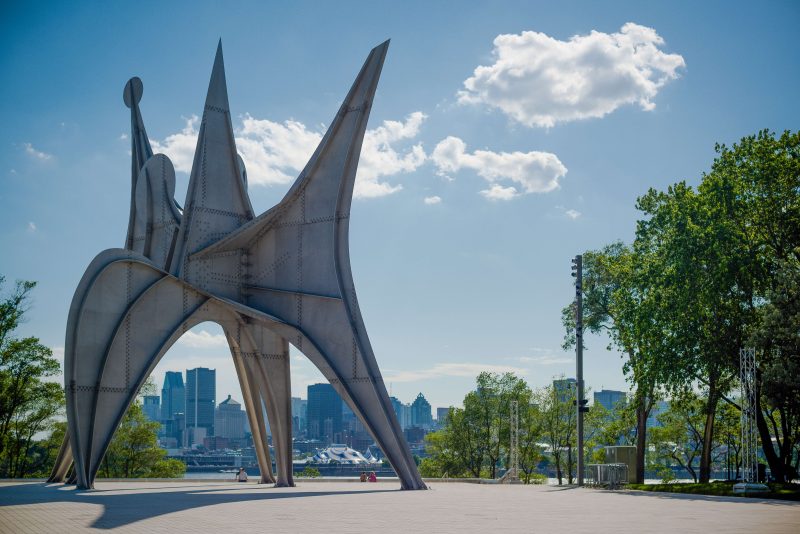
(170, 40, 254, 278)
(123, 77, 154, 250)
(205, 40, 231, 113)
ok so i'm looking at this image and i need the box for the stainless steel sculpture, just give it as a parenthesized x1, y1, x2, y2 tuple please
(48, 40, 426, 491)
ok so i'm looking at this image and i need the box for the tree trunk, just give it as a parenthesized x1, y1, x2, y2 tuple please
(699, 379, 720, 483)
(635, 401, 650, 484)
(755, 394, 785, 482)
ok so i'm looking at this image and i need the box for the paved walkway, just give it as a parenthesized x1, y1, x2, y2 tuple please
(0, 480, 797, 533)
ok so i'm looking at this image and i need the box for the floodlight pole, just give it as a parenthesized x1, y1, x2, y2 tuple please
(572, 254, 586, 486)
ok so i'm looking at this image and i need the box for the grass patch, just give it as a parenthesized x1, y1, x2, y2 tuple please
(626, 481, 800, 501)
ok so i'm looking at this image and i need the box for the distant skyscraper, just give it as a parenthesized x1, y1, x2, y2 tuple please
(186, 367, 216, 444)
(142, 395, 160, 422)
(410, 393, 432, 429)
(160, 371, 185, 445)
(161, 371, 185, 420)
(647, 400, 669, 428)
(291, 397, 307, 437)
(436, 407, 450, 423)
(306, 383, 342, 443)
(389, 397, 408, 430)
(214, 395, 245, 441)
(553, 378, 577, 403)
(594, 389, 627, 412)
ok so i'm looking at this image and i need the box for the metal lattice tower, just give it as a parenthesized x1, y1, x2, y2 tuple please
(739, 347, 758, 483)
(510, 399, 519, 481)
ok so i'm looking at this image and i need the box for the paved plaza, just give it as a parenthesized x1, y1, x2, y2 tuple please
(0, 480, 797, 533)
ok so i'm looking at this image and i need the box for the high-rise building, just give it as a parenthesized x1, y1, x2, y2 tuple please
(410, 393, 432, 429)
(186, 367, 216, 444)
(647, 400, 669, 428)
(594, 389, 627, 412)
(142, 395, 160, 422)
(390, 396, 410, 429)
(161, 371, 185, 420)
(214, 395, 246, 441)
(553, 378, 577, 404)
(306, 383, 342, 443)
(436, 407, 450, 423)
(291, 397, 307, 437)
(160, 371, 185, 445)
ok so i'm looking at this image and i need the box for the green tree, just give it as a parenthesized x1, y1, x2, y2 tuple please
(649, 394, 706, 482)
(518, 402, 544, 484)
(0, 277, 64, 478)
(692, 130, 800, 482)
(422, 373, 533, 480)
(533, 380, 575, 485)
(101, 401, 184, 478)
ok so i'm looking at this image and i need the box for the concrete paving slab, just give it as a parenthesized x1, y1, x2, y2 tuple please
(0, 481, 797, 533)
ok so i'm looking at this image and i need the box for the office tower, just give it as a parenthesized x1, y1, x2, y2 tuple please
(306, 383, 342, 443)
(186, 367, 216, 445)
(161, 371, 185, 420)
(410, 393, 432, 429)
(593, 389, 627, 412)
(553, 377, 577, 403)
(389, 396, 405, 429)
(160, 371, 185, 445)
(214, 395, 246, 441)
(142, 395, 160, 422)
(291, 397, 307, 436)
(436, 407, 450, 424)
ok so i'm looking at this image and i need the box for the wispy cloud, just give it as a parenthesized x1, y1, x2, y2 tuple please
(23, 142, 53, 161)
(176, 329, 228, 349)
(423, 195, 442, 205)
(384, 362, 527, 383)
(27, 222, 37, 232)
(514, 347, 573, 365)
(565, 209, 581, 220)
(458, 23, 685, 127)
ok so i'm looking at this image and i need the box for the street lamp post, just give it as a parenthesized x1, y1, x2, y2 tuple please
(572, 255, 588, 486)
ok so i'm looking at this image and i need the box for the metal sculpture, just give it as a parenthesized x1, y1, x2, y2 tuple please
(48, 40, 426, 491)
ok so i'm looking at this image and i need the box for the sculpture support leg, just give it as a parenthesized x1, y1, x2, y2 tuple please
(230, 341, 275, 484)
(238, 323, 293, 487)
(47, 432, 72, 483)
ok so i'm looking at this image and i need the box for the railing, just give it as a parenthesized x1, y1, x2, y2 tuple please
(585, 463, 628, 489)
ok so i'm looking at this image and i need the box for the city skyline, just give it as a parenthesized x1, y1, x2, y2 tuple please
(2, 2, 798, 410)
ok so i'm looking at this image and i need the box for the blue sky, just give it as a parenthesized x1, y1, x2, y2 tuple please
(2, 1, 798, 411)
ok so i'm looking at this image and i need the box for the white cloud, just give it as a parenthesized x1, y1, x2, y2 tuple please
(150, 115, 200, 173)
(27, 222, 37, 232)
(119, 133, 128, 141)
(23, 142, 52, 161)
(236, 115, 324, 185)
(151, 112, 428, 199)
(458, 23, 686, 127)
(384, 362, 527, 383)
(355, 112, 427, 198)
(480, 184, 518, 201)
(565, 209, 581, 220)
(432, 136, 567, 199)
(423, 195, 442, 205)
(176, 329, 228, 349)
